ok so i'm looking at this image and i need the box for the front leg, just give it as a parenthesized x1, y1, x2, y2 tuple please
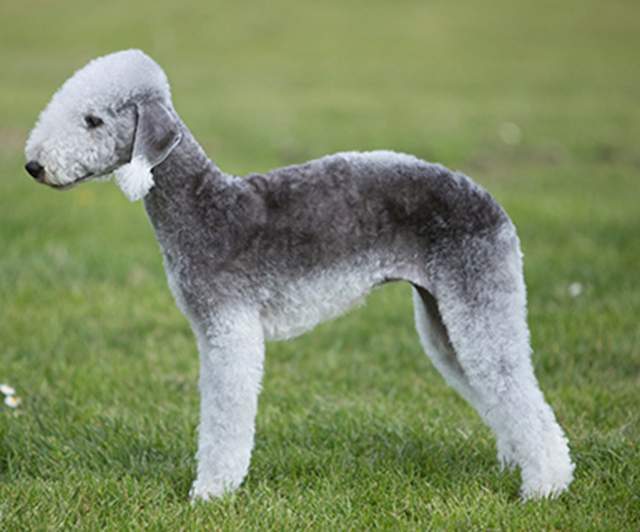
(190, 306, 265, 501)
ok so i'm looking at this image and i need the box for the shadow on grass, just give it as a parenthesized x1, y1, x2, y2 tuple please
(250, 415, 521, 501)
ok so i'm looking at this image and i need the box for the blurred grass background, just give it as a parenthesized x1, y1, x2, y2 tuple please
(0, 0, 638, 528)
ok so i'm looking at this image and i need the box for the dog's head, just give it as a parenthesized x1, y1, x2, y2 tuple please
(25, 49, 182, 201)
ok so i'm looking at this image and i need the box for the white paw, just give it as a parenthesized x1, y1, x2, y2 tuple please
(520, 457, 575, 501)
(520, 477, 572, 500)
(189, 480, 232, 503)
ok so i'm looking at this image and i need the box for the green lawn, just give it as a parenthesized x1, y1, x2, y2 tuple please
(1, 0, 639, 529)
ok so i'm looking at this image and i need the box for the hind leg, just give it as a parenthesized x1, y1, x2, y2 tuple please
(431, 230, 574, 499)
(413, 285, 517, 471)
(441, 299, 574, 499)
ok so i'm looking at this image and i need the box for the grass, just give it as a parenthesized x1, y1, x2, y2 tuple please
(1, 0, 639, 528)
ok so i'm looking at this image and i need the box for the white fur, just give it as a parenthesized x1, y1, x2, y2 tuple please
(190, 306, 265, 501)
(260, 257, 393, 341)
(336, 150, 421, 166)
(114, 156, 155, 201)
(25, 49, 170, 188)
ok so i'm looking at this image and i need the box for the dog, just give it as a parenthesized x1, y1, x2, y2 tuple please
(25, 49, 574, 500)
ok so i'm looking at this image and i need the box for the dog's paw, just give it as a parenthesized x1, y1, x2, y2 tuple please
(519, 457, 575, 501)
(520, 476, 572, 501)
(189, 480, 229, 503)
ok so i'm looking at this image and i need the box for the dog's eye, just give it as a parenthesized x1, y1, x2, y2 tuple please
(84, 115, 104, 129)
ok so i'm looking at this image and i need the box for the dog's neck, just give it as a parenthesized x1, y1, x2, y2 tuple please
(143, 120, 234, 248)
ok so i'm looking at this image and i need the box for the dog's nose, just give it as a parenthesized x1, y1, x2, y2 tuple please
(25, 160, 45, 180)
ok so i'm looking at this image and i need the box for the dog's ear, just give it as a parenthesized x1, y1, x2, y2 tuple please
(114, 99, 182, 201)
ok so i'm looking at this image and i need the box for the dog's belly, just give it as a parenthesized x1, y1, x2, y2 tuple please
(259, 265, 386, 341)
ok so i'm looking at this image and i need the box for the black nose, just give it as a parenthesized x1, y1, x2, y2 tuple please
(25, 160, 45, 180)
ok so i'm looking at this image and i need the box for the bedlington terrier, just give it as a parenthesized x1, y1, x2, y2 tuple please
(24, 50, 574, 501)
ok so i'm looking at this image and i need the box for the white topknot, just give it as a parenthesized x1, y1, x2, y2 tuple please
(50, 49, 171, 111)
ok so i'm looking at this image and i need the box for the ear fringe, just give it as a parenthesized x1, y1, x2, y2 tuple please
(114, 157, 155, 201)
